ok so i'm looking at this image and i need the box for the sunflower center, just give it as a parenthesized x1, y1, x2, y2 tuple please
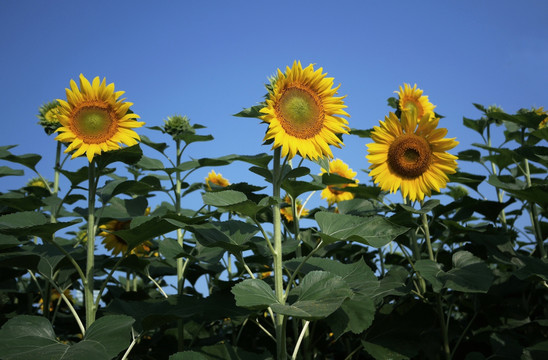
(71, 103, 118, 143)
(276, 85, 324, 139)
(387, 134, 432, 178)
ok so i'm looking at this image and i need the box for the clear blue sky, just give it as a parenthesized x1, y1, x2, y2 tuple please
(1, 0, 547, 205)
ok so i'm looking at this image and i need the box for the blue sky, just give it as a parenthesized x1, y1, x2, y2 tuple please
(1, 0, 547, 211)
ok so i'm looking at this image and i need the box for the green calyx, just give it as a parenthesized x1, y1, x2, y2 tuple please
(163, 114, 195, 139)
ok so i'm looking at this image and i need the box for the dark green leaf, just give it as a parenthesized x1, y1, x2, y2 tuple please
(231, 279, 277, 309)
(315, 212, 409, 248)
(95, 144, 143, 169)
(281, 180, 324, 199)
(448, 171, 486, 192)
(233, 104, 264, 118)
(350, 128, 372, 138)
(84, 315, 135, 359)
(140, 135, 168, 154)
(191, 220, 259, 252)
(0, 166, 24, 178)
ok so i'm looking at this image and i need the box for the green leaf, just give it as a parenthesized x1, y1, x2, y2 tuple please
(135, 154, 165, 170)
(0, 211, 81, 239)
(448, 171, 486, 192)
(398, 199, 439, 214)
(202, 190, 248, 207)
(95, 144, 143, 169)
(0, 193, 44, 211)
(417, 252, 493, 293)
(83, 315, 135, 359)
(0, 149, 42, 172)
(362, 340, 410, 360)
(116, 216, 183, 251)
(327, 294, 375, 337)
(0, 166, 24, 178)
(191, 220, 259, 252)
(59, 166, 89, 187)
(170, 352, 209, 360)
(140, 135, 168, 154)
(315, 212, 409, 248)
(0, 315, 110, 360)
(321, 172, 357, 185)
(231, 278, 277, 309)
(281, 179, 324, 199)
(349, 128, 372, 138)
(457, 150, 482, 163)
(233, 104, 264, 118)
(463, 117, 488, 136)
(271, 271, 353, 320)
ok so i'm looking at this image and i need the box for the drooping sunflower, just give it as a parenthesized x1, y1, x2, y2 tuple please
(320, 159, 359, 206)
(260, 61, 350, 160)
(55, 74, 144, 162)
(280, 194, 309, 222)
(366, 110, 458, 202)
(205, 170, 230, 190)
(396, 83, 436, 120)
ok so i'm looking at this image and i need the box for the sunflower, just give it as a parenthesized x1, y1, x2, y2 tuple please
(320, 159, 359, 206)
(280, 194, 309, 222)
(37, 101, 62, 135)
(260, 61, 350, 160)
(99, 208, 152, 256)
(366, 110, 458, 202)
(534, 107, 548, 129)
(39, 288, 73, 312)
(205, 170, 230, 190)
(396, 83, 436, 120)
(55, 74, 144, 162)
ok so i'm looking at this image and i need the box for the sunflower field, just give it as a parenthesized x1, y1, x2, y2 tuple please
(0, 62, 547, 360)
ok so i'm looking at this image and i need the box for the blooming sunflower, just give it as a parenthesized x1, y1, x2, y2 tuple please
(366, 110, 458, 202)
(260, 61, 350, 160)
(320, 159, 359, 206)
(396, 83, 436, 120)
(280, 194, 309, 222)
(534, 107, 548, 129)
(55, 74, 144, 162)
(99, 208, 152, 256)
(205, 170, 230, 190)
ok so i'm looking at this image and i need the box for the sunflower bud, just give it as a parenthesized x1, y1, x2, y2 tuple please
(37, 101, 62, 135)
(162, 114, 195, 140)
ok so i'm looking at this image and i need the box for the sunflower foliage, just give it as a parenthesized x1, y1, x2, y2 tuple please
(0, 74, 547, 360)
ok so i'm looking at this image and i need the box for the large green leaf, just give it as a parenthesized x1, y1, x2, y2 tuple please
(270, 271, 353, 320)
(0, 211, 81, 239)
(190, 220, 259, 252)
(83, 315, 135, 359)
(315, 212, 409, 248)
(0, 148, 42, 172)
(0, 315, 111, 360)
(416, 251, 493, 293)
(0, 166, 24, 178)
(231, 278, 277, 309)
(327, 294, 375, 337)
(95, 144, 143, 168)
(170, 352, 208, 360)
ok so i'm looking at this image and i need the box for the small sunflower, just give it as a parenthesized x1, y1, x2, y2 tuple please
(260, 61, 350, 160)
(205, 170, 230, 190)
(320, 158, 359, 206)
(366, 110, 458, 202)
(26, 177, 50, 189)
(37, 101, 62, 135)
(533, 107, 548, 129)
(280, 194, 309, 222)
(396, 83, 436, 120)
(39, 288, 73, 312)
(55, 74, 144, 162)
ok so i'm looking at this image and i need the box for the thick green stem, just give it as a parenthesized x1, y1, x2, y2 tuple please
(422, 210, 450, 359)
(173, 139, 186, 350)
(51, 142, 62, 223)
(523, 158, 545, 258)
(487, 124, 507, 228)
(421, 212, 435, 261)
(272, 148, 287, 360)
(85, 160, 96, 329)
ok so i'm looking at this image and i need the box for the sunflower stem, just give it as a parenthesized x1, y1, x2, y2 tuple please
(173, 139, 186, 350)
(421, 207, 450, 359)
(85, 159, 97, 329)
(523, 157, 545, 258)
(487, 123, 507, 229)
(272, 148, 287, 360)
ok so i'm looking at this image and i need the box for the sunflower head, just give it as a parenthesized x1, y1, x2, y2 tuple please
(37, 101, 62, 135)
(205, 170, 230, 191)
(320, 159, 359, 206)
(162, 114, 195, 140)
(260, 61, 350, 160)
(99, 217, 153, 256)
(39, 289, 73, 312)
(280, 194, 309, 222)
(366, 110, 458, 202)
(54, 74, 144, 162)
(396, 83, 436, 121)
(532, 107, 548, 129)
(26, 177, 52, 190)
